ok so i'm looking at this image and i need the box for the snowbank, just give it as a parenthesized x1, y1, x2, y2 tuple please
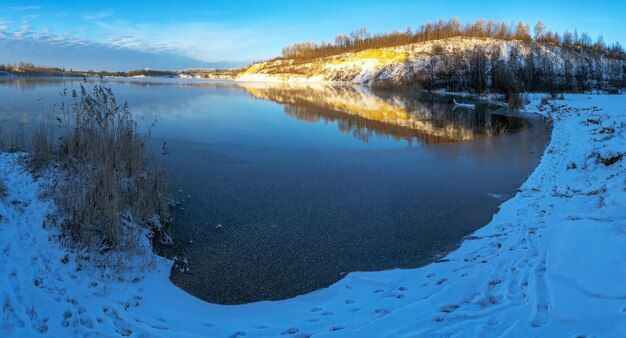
(0, 94, 624, 336)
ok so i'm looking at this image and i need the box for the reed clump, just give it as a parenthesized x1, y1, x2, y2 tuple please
(32, 83, 172, 266)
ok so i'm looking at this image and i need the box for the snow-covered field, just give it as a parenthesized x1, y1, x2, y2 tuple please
(0, 94, 625, 337)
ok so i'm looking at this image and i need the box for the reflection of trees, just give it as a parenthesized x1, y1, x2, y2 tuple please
(0, 78, 76, 91)
(125, 80, 237, 89)
(0, 77, 239, 91)
(241, 83, 529, 145)
(283, 100, 454, 145)
(1, 78, 529, 146)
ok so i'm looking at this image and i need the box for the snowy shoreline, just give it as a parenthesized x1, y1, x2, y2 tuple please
(1, 94, 625, 336)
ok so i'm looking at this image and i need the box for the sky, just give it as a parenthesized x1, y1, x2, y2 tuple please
(0, 0, 625, 71)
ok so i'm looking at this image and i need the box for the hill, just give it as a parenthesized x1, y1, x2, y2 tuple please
(236, 37, 626, 97)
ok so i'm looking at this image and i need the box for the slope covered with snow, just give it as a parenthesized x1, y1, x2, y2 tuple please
(237, 37, 626, 91)
(0, 94, 625, 336)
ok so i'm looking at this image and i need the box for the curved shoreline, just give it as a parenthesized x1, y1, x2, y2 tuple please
(161, 91, 551, 305)
(0, 93, 624, 336)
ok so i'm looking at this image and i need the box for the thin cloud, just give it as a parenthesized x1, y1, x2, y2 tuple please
(13, 24, 30, 38)
(0, 8, 305, 68)
(7, 5, 41, 10)
(82, 10, 114, 21)
(87, 20, 292, 62)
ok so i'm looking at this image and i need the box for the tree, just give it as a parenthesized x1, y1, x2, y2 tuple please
(563, 31, 573, 46)
(278, 18, 626, 62)
(515, 21, 530, 41)
(534, 21, 545, 41)
(594, 35, 605, 52)
(580, 32, 592, 47)
(469, 45, 487, 93)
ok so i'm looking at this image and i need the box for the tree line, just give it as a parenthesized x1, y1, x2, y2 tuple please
(0, 62, 178, 78)
(397, 43, 626, 109)
(280, 18, 625, 61)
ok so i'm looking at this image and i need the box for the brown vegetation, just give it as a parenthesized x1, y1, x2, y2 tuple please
(1, 84, 172, 266)
(597, 153, 624, 166)
(280, 18, 625, 61)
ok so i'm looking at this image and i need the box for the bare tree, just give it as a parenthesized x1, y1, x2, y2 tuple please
(534, 21, 545, 41)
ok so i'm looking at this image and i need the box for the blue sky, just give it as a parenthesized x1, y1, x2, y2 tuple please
(0, 0, 624, 70)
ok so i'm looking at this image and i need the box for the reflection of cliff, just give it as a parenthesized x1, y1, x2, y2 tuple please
(240, 82, 528, 145)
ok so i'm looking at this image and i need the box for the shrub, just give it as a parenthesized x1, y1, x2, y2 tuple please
(596, 152, 624, 166)
(432, 44, 445, 55)
(34, 84, 172, 266)
(507, 92, 526, 111)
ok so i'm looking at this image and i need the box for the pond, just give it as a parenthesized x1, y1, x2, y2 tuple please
(0, 77, 550, 304)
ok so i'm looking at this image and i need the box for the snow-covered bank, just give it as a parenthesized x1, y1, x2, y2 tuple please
(1, 94, 625, 337)
(236, 37, 626, 89)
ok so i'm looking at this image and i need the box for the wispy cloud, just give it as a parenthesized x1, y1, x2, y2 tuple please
(83, 20, 291, 62)
(0, 5, 305, 68)
(0, 21, 7, 39)
(21, 13, 40, 20)
(82, 10, 114, 21)
(13, 24, 30, 38)
(7, 5, 41, 11)
(0, 18, 252, 70)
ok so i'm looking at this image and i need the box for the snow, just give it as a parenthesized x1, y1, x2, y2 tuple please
(236, 37, 626, 87)
(1, 94, 625, 337)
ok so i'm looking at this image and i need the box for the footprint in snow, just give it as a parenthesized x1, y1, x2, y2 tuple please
(281, 327, 299, 335)
(440, 304, 460, 313)
(1, 294, 25, 329)
(373, 308, 391, 317)
(25, 306, 48, 333)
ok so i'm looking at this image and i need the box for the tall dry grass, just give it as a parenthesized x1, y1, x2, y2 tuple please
(25, 83, 172, 267)
(0, 113, 27, 152)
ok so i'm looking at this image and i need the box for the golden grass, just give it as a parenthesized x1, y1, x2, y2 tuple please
(29, 84, 172, 266)
(330, 49, 410, 65)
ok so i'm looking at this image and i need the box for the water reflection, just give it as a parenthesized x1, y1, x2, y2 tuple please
(239, 82, 529, 145)
(0, 77, 528, 148)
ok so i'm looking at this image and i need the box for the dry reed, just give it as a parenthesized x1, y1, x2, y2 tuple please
(27, 83, 172, 267)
